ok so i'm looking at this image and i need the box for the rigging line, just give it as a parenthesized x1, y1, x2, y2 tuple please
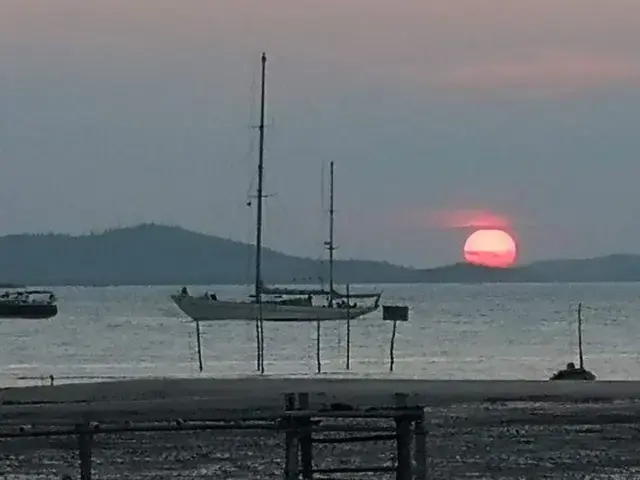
(245, 202, 254, 285)
(317, 160, 327, 285)
(244, 57, 260, 285)
(245, 57, 259, 200)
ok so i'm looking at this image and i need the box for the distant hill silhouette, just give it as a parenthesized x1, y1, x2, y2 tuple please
(0, 224, 638, 286)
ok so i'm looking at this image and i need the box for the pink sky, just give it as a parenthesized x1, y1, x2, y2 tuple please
(2, 1, 640, 265)
(3, 0, 640, 96)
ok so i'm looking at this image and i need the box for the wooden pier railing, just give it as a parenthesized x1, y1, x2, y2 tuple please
(0, 392, 428, 479)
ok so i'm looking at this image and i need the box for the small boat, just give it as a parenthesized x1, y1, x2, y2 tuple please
(549, 302, 596, 381)
(0, 289, 58, 319)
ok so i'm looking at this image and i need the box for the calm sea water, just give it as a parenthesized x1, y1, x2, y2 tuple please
(1, 283, 639, 387)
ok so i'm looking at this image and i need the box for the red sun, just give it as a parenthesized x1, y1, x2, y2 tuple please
(463, 229, 517, 268)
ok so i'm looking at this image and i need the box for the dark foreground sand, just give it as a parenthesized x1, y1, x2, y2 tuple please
(4, 378, 640, 478)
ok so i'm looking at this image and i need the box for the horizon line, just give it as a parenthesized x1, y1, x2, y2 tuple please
(0, 222, 636, 270)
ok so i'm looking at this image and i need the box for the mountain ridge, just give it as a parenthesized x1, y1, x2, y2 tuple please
(0, 223, 637, 286)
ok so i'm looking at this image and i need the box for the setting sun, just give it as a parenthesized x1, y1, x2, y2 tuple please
(463, 229, 517, 268)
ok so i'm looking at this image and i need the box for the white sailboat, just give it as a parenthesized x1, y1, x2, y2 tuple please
(171, 53, 381, 323)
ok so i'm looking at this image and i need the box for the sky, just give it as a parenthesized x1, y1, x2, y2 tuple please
(2, 0, 640, 267)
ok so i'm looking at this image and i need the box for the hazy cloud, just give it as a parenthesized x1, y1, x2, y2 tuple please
(434, 53, 640, 97)
(397, 209, 512, 231)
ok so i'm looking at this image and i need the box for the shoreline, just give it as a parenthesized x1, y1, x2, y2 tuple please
(4, 377, 640, 421)
(9, 281, 640, 287)
(8, 377, 640, 404)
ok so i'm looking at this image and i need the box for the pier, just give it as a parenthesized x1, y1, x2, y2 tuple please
(281, 392, 427, 479)
(0, 390, 427, 479)
(5, 378, 640, 477)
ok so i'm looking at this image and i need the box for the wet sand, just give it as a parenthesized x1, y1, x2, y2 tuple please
(4, 378, 640, 478)
(5, 377, 640, 414)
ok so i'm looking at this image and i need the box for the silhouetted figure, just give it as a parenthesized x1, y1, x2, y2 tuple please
(550, 362, 596, 381)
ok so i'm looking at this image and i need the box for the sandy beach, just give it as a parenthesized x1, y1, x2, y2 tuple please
(3, 377, 640, 478)
(7, 376, 640, 406)
(4, 377, 640, 420)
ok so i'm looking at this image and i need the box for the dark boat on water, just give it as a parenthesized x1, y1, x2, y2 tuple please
(0, 289, 58, 319)
(550, 302, 596, 381)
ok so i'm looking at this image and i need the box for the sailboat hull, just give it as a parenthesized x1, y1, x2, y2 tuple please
(170, 295, 378, 322)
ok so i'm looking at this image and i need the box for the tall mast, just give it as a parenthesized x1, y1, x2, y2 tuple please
(327, 161, 335, 306)
(254, 52, 266, 301)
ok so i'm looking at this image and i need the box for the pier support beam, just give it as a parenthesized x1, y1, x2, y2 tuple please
(76, 424, 93, 480)
(298, 392, 314, 479)
(394, 393, 412, 480)
(395, 415, 413, 480)
(280, 391, 427, 479)
(414, 411, 428, 480)
(283, 394, 299, 480)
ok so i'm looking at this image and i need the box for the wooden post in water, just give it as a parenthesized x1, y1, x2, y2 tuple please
(195, 320, 203, 372)
(384, 305, 409, 373)
(259, 304, 265, 374)
(255, 319, 261, 372)
(297, 392, 313, 479)
(316, 319, 322, 374)
(345, 284, 351, 370)
(76, 424, 93, 480)
(389, 318, 398, 373)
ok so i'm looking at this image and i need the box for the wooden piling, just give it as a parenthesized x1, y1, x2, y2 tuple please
(394, 393, 412, 480)
(195, 320, 203, 372)
(390, 318, 398, 372)
(345, 284, 351, 370)
(316, 319, 322, 374)
(283, 393, 299, 479)
(383, 305, 409, 373)
(283, 393, 299, 480)
(414, 411, 428, 480)
(284, 427, 300, 480)
(259, 306, 265, 374)
(255, 319, 261, 372)
(298, 392, 314, 479)
(395, 414, 413, 480)
(76, 424, 92, 480)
